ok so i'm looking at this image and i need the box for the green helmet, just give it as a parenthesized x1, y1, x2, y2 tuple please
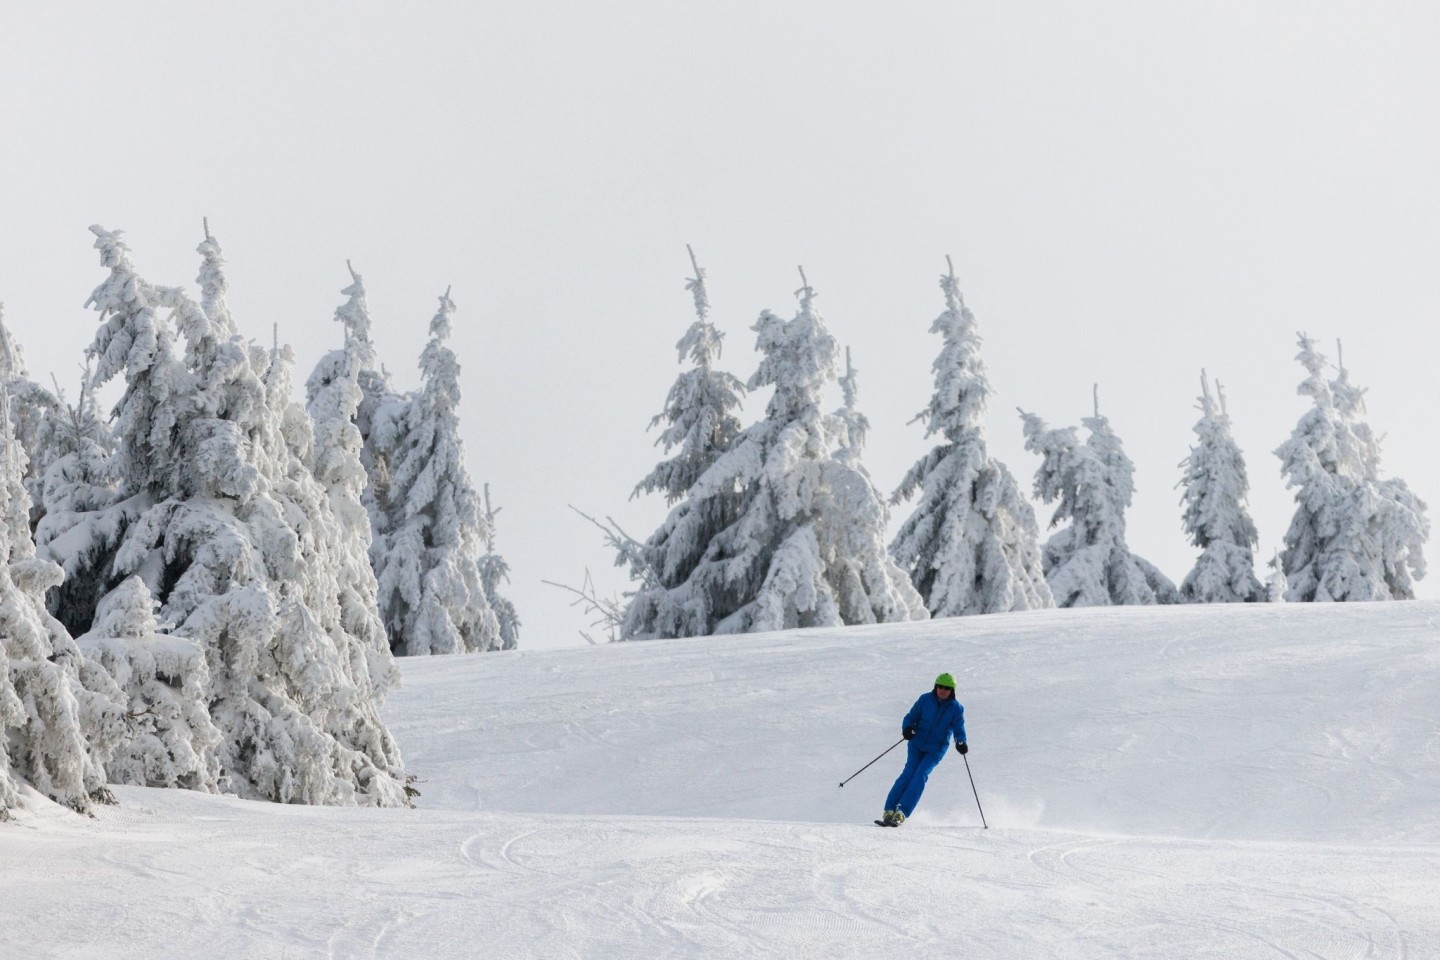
(934, 672, 956, 690)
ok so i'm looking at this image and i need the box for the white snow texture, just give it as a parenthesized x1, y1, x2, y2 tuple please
(3, 601, 1438, 958)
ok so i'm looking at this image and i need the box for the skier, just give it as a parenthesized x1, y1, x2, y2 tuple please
(879, 673, 967, 826)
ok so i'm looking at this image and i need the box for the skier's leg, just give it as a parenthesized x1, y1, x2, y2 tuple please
(897, 752, 944, 817)
(884, 746, 923, 812)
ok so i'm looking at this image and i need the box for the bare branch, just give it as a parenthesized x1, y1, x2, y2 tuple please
(568, 504, 659, 589)
(542, 570, 625, 644)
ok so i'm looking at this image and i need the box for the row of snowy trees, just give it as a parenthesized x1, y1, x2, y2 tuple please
(1, 225, 515, 818)
(605, 252, 1428, 639)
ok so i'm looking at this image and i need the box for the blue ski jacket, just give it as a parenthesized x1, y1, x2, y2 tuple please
(903, 691, 966, 756)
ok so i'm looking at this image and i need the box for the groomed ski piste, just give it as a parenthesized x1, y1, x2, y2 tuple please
(4, 602, 1439, 958)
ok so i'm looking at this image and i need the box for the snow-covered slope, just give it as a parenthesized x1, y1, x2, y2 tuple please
(4, 603, 1439, 957)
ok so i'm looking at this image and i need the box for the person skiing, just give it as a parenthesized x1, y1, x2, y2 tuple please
(879, 673, 967, 826)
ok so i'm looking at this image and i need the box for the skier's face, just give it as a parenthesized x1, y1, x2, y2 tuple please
(935, 686, 953, 699)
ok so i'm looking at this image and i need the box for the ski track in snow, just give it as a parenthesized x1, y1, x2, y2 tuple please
(4, 602, 1440, 958)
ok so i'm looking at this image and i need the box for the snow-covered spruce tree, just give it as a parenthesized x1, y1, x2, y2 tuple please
(260, 336, 411, 801)
(76, 576, 221, 791)
(1329, 342, 1429, 598)
(1265, 551, 1288, 603)
(1275, 335, 1428, 601)
(324, 264, 411, 563)
(0, 306, 64, 526)
(1021, 390, 1177, 607)
(373, 289, 500, 656)
(620, 249, 749, 638)
(632, 246, 746, 505)
(305, 266, 402, 692)
(819, 345, 930, 627)
(0, 385, 121, 817)
(209, 231, 408, 801)
(34, 371, 127, 638)
(76, 225, 408, 805)
(1177, 372, 1262, 602)
(834, 347, 873, 480)
(621, 271, 926, 637)
(890, 261, 1052, 616)
(478, 484, 520, 650)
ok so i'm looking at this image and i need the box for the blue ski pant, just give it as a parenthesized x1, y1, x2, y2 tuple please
(885, 744, 944, 817)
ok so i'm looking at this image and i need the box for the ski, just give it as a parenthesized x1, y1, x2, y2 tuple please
(874, 819, 898, 827)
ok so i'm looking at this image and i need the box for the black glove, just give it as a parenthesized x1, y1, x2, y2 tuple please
(902, 728, 915, 741)
(955, 741, 968, 755)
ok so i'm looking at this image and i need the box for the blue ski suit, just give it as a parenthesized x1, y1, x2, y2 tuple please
(885, 691, 967, 817)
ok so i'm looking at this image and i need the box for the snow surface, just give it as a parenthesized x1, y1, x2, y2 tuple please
(4, 602, 1439, 957)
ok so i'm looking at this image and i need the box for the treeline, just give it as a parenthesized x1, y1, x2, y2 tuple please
(598, 251, 1428, 639)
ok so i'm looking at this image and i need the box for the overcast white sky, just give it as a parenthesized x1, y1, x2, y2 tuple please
(2, 3, 1438, 649)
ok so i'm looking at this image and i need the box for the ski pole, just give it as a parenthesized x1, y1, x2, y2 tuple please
(962, 753, 988, 828)
(838, 737, 905, 788)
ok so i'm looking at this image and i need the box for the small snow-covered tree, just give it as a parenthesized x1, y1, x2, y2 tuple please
(1275, 335, 1428, 600)
(621, 271, 925, 637)
(478, 484, 520, 650)
(0, 385, 120, 816)
(73, 225, 409, 806)
(834, 348, 872, 479)
(76, 576, 221, 791)
(1022, 389, 1177, 607)
(633, 247, 746, 505)
(1177, 372, 1262, 603)
(1265, 551, 1288, 603)
(890, 261, 1052, 616)
(373, 289, 500, 655)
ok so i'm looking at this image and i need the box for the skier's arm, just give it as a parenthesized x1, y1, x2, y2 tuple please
(902, 696, 923, 736)
(952, 704, 967, 749)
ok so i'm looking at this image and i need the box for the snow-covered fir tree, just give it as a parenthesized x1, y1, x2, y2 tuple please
(632, 247, 746, 505)
(34, 371, 126, 637)
(817, 343, 930, 627)
(1265, 550, 1288, 603)
(1021, 389, 1178, 607)
(621, 250, 748, 638)
(68, 225, 409, 806)
(209, 230, 409, 800)
(0, 384, 120, 817)
(305, 267, 403, 691)
(372, 289, 501, 655)
(1328, 342, 1429, 598)
(325, 264, 411, 562)
(1177, 372, 1262, 603)
(75, 575, 221, 791)
(833, 347, 872, 479)
(1275, 335, 1428, 601)
(0, 306, 64, 525)
(478, 484, 520, 650)
(258, 331, 411, 801)
(890, 261, 1052, 617)
(621, 271, 926, 637)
